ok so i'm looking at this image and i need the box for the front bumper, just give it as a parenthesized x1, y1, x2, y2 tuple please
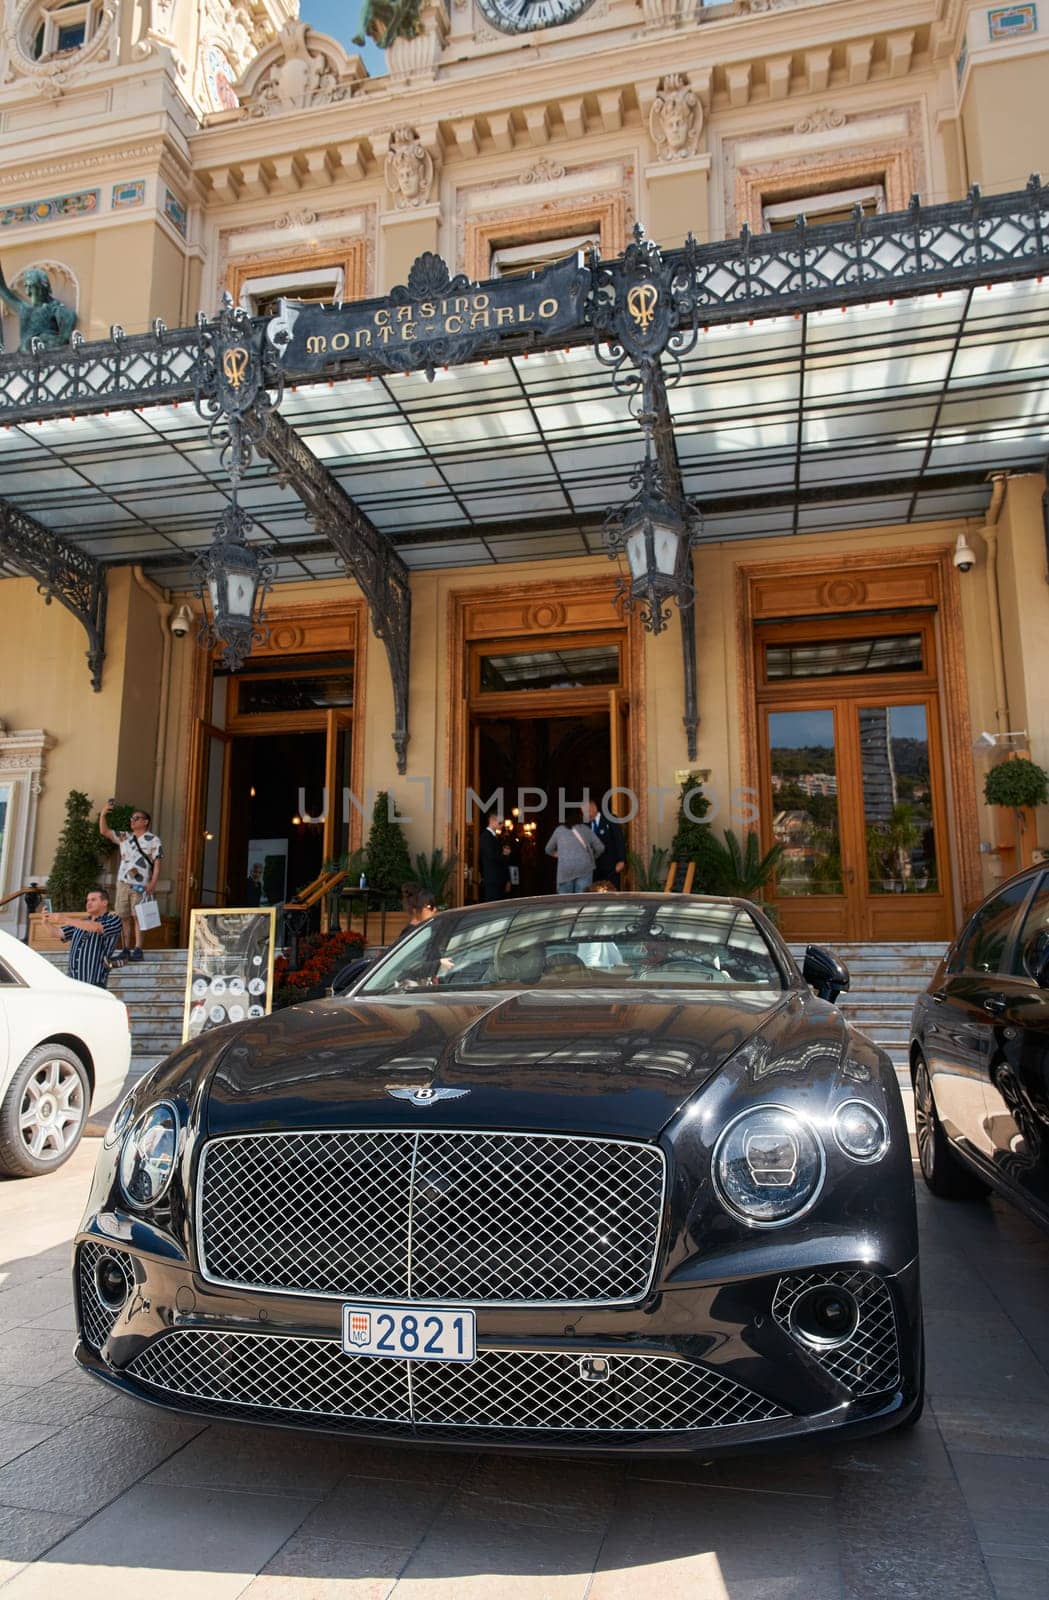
(73, 1220, 922, 1455)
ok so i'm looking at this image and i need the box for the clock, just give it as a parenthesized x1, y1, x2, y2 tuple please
(476, 0, 597, 34)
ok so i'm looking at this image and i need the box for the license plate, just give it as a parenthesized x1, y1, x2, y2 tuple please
(341, 1304, 476, 1363)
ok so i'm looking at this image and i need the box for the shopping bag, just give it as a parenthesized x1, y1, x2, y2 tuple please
(134, 894, 161, 932)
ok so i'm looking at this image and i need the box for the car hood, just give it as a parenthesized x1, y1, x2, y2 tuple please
(204, 987, 800, 1140)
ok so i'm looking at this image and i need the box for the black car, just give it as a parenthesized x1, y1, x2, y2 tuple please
(75, 894, 922, 1454)
(910, 864, 1049, 1227)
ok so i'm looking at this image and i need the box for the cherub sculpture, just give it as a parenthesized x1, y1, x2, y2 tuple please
(0, 264, 77, 351)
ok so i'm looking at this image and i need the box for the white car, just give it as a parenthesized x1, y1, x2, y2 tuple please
(0, 930, 131, 1177)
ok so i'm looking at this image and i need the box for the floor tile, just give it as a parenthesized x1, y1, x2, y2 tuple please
(834, 1467, 995, 1599)
(0, 1414, 204, 1517)
(950, 1451, 1049, 1558)
(394, 1519, 599, 1600)
(931, 1396, 1049, 1460)
(146, 1424, 355, 1497)
(298, 1475, 452, 1547)
(243, 1532, 409, 1600)
(0, 1379, 111, 1425)
(0, 1481, 317, 1600)
(0, 1502, 81, 1563)
(0, 1420, 60, 1469)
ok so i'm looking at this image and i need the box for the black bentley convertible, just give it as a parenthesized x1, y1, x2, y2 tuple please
(75, 894, 921, 1452)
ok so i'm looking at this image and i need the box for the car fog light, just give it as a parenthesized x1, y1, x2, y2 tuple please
(95, 1254, 131, 1309)
(789, 1285, 860, 1347)
(118, 1103, 178, 1208)
(833, 1100, 889, 1163)
(713, 1105, 825, 1228)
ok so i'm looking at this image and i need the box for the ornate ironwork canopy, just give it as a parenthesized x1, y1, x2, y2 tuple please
(0, 179, 1046, 746)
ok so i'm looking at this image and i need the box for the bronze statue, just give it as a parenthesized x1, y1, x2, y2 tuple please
(0, 263, 77, 352)
(353, 0, 421, 50)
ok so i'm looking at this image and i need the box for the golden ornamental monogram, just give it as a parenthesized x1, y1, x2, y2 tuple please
(626, 282, 658, 332)
(222, 346, 250, 391)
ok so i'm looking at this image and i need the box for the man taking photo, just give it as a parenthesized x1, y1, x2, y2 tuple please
(99, 801, 164, 963)
(42, 889, 122, 989)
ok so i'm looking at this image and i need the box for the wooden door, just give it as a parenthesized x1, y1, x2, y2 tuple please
(756, 615, 954, 942)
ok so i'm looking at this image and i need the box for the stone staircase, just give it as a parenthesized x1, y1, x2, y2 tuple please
(44, 948, 186, 1077)
(789, 941, 946, 1122)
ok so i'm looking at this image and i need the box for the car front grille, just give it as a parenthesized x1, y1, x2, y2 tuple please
(771, 1269, 902, 1396)
(198, 1130, 666, 1306)
(126, 1330, 789, 1434)
(76, 1242, 136, 1352)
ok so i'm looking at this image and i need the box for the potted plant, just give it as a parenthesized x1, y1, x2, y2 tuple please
(410, 848, 458, 906)
(33, 790, 109, 948)
(364, 792, 413, 905)
(984, 756, 1048, 872)
(626, 845, 671, 891)
(669, 779, 723, 891)
(705, 829, 785, 907)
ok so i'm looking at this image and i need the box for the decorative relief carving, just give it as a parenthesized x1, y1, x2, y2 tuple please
(274, 210, 319, 231)
(794, 107, 847, 136)
(735, 0, 807, 11)
(649, 74, 702, 163)
(239, 22, 363, 117)
(522, 157, 567, 184)
(723, 103, 927, 235)
(6, 0, 118, 94)
(385, 126, 436, 210)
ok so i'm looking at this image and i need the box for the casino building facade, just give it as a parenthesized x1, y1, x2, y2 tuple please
(0, 0, 1048, 946)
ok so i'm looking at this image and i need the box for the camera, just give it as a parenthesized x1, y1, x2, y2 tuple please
(170, 602, 193, 638)
(953, 534, 976, 573)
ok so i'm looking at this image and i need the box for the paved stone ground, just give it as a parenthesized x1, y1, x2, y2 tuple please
(0, 1142, 1047, 1600)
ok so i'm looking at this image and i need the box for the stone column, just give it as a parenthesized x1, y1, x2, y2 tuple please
(0, 726, 55, 939)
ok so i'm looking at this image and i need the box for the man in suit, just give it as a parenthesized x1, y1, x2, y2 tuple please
(478, 812, 511, 901)
(586, 797, 626, 889)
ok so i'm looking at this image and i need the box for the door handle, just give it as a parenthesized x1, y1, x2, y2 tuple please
(983, 996, 1007, 1016)
(845, 866, 856, 885)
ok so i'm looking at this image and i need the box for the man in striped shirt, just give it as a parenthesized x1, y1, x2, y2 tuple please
(42, 889, 123, 988)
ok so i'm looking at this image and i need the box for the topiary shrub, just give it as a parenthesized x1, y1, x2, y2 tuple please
(364, 791, 413, 906)
(669, 779, 724, 891)
(984, 758, 1049, 810)
(46, 790, 108, 909)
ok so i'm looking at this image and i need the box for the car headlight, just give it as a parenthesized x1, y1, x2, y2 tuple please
(833, 1100, 889, 1163)
(713, 1105, 825, 1228)
(103, 1089, 137, 1149)
(118, 1104, 178, 1208)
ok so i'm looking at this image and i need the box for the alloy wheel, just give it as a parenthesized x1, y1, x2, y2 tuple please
(19, 1057, 86, 1163)
(913, 1057, 935, 1181)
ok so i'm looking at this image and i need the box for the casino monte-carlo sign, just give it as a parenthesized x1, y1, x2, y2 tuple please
(274, 251, 587, 379)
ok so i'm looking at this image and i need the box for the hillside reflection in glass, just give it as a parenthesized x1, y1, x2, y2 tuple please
(74, 894, 922, 1453)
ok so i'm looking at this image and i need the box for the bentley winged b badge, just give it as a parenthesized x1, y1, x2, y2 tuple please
(386, 1085, 470, 1106)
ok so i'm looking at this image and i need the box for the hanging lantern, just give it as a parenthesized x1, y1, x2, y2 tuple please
(192, 500, 274, 670)
(605, 437, 698, 633)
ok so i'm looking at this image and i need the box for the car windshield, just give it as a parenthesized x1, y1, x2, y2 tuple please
(357, 899, 784, 995)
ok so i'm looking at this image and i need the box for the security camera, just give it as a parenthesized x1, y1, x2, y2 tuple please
(170, 602, 193, 639)
(953, 534, 976, 573)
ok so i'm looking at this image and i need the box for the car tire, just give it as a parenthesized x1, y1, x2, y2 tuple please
(0, 1043, 91, 1178)
(912, 1051, 988, 1201)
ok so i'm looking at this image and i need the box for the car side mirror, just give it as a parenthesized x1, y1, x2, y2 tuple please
(1025, 929, 1049, 990)
(802, 944, 850, 1003)
(330, 957, 373, 997)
